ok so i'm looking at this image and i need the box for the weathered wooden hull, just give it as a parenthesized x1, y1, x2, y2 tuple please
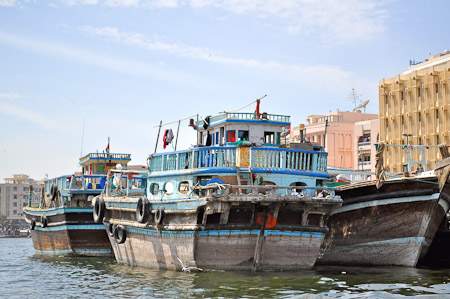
(107, 225, 326, 271)
(103, 192, 341, 271)
(319, 178, 448, 267)
(24, 207, 112, 257)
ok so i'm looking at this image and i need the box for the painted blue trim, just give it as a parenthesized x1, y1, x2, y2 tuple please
(34, 224, 106, 231)
(331, 193, 439, 215)
(34, 249, 73, 255)
(264, 230, 323, 238)
(125, 226, 195, 237)
(24, 207, 92, 216)
(74, 249, 112, 254)
(152, 146, 237, 157)
(254, 147, 328, 155)
(148, 167, 329, 178)
(198, 230, 260, 236)
(207, 119, 290, 127)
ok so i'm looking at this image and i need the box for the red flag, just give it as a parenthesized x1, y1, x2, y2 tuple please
(106, 137, 110, 154)
(255, 99, 261, 118)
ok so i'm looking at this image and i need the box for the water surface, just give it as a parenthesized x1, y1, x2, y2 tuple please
(2, 238, 450, 298)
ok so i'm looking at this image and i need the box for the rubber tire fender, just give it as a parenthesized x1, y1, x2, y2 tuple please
(154, 206, 165, 225)
(114, 224, 126, 244)
(50, 184, 58, 201)
(107, 223, 115, 237)
(93, 196, 106, 224)
(30, 218, 36, 230)
(136, 196, 149, 223)
(41, 214, 48, 228)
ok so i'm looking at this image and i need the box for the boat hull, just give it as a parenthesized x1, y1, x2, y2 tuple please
(107, 224, 326, 271)
(24, 207, 112, 257)
(319, 179, 447, 267)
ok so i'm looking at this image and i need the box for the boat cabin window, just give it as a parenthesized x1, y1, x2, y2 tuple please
(163, 182, 174, 195)
(238, 130, 249, 141)
(226, 130, 236, 143)
(220, 127, 224, 145)
(215, 132, 219, 145)
(150, 183, 159, 195)
(264, 131, 275, 144)
(179, 181, 189, 194)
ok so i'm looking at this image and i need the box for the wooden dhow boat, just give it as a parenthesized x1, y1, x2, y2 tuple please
(94, 102, 342, 271)
(319, 143, 450, 267)
(23, 151, 134, 256)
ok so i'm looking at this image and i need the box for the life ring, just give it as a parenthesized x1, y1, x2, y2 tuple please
(136, 196, 149, 223)
(114, 224, 127, 244)
(256, 213, 277, 228)
(41, 214, 48, 228)
(50, 184, 58, 201)
(155, 206, 165, 225)
(30, 218, 36, 230)
(93, 196, 105, 224)
(107, 223, 115, 237)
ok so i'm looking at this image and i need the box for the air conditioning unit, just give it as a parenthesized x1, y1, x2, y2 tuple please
(422, 84, 426, 88)
(389, 91, 393, 96)
(423, 109, 427, 114)
(442, 132, 448, 137)
(390, 116, 394, 120)
(440, 79, 446, 85)
(441, 106, 447, 111)
(406, 112, 410, 117)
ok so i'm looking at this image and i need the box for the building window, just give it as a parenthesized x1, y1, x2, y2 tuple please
(437, 135, 440, 145)
(436, 83, 439, 94)
(418, 87, 421, 98)
(13, 187, 17, 192)
(226, 130, 236, 143)
(13, 202, 17, 207)
(13, 194, 17, 199)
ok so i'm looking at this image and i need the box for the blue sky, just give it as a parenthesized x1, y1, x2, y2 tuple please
(0, 0, 448, 180)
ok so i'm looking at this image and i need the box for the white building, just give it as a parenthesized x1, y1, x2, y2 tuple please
(0, 174, 43, 224)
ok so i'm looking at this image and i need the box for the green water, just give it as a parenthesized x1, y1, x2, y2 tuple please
(2, 238, 450, 298)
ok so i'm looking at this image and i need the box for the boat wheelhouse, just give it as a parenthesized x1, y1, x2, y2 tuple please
(99, 108, 342, 271)
(23, 152, 133, 257)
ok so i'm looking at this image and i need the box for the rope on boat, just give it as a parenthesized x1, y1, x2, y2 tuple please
(222, 95, 267, 113)
(375, 142, 386, 189)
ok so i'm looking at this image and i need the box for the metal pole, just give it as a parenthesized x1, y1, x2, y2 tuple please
(174, 120, 181, 151)
(323, 118, 328, 151)
(154, 120, 163, 153)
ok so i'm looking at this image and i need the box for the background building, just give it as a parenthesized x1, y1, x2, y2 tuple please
(379, 50, 450, 172)
(0, 174, 43, 226)
(292, 110, 378, 172)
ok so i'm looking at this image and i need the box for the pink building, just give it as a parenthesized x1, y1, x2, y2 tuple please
(291, 110, 378, 171)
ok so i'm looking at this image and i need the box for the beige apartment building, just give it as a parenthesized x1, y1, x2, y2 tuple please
(379, 50, 450, 172)
(291, 110, 378, 172)
(0, 174, 43, 224)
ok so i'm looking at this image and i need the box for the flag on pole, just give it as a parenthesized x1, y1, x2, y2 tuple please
(106, 137, 110, 154)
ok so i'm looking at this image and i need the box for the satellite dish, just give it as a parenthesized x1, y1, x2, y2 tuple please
(353, 100, 370, 113)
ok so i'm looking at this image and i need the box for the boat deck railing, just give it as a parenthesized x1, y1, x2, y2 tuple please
(195, 112, 290, 127)
(195, 183, 339, 200)
(149, 146, 328, 174)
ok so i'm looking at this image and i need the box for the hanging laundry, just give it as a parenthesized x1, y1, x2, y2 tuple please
(163, 129, 174, 149)
(254, 99, 261, 119)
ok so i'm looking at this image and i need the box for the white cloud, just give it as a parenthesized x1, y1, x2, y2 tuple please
(187, 0, 388, 42)
(0, 93, 22, 100)
(0, 31, 196, 84)
(79, 25, 357, 87)
(0, 0, 17, 7)
(0, 101, 67, 130)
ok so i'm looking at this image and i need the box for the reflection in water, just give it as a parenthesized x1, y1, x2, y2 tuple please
(2, 238, 450, 298)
